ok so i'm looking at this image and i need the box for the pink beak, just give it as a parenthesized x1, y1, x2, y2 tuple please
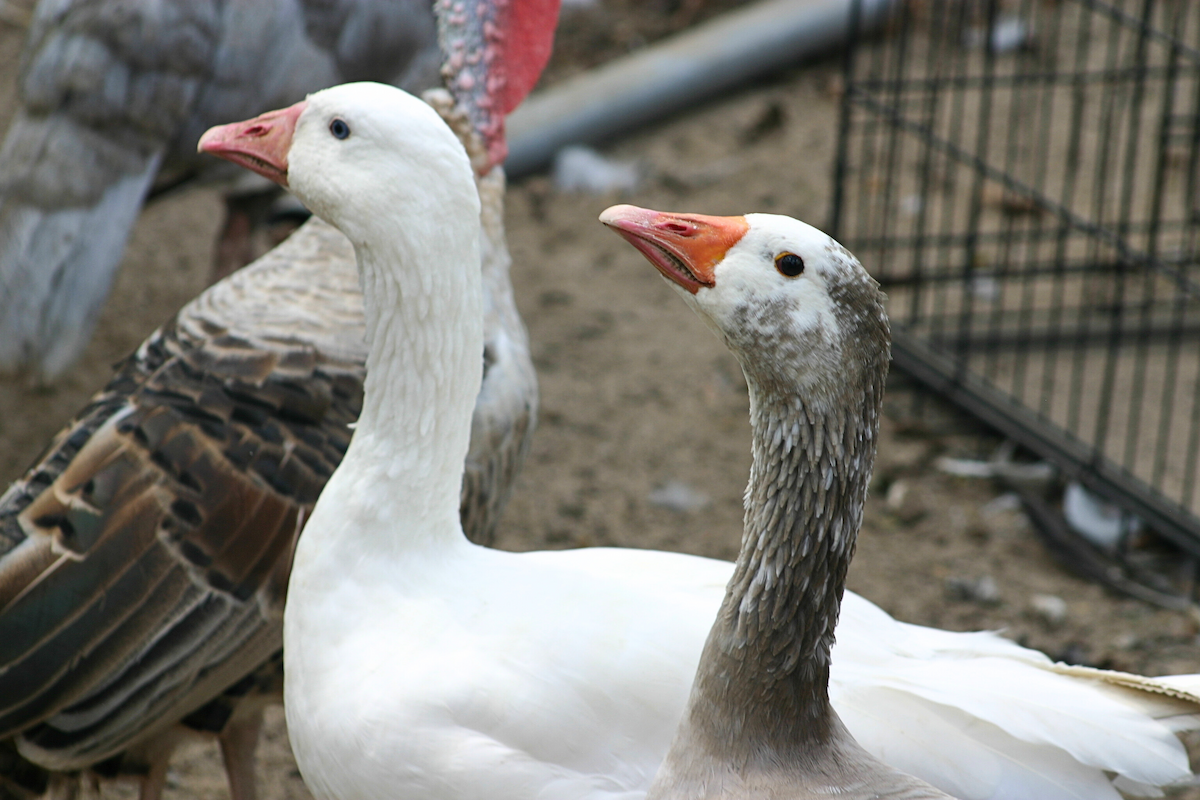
(197, 100, 307, 188)
(599, 204, 749, 294)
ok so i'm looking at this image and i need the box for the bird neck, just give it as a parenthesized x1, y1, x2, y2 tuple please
(339, 189, 484, 554)
(677, 376, 883, 762)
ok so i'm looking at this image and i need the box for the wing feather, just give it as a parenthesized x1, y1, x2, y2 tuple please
(1, 209, 536, 777)
(0, 239, 361, 767)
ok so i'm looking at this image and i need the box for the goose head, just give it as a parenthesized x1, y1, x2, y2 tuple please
(600, 204, 890, 410)
(198, 82, 479, 248)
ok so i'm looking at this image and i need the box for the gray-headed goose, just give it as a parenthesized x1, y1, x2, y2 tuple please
(603, 204, 950, 799)
(204, 81, 1200, 800)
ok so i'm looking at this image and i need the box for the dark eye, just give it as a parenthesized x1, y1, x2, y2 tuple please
(330, 118, 350, 140)
(775, 252, 805, 277)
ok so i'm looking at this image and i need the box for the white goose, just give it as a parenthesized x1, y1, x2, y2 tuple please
(202, 82, 1200, 800)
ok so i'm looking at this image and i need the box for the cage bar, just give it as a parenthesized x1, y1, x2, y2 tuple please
(832, 0, 1200, 557)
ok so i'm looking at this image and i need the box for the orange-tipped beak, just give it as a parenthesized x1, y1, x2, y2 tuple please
(198, 100, 307, 188)
(599, 204, 748, 294)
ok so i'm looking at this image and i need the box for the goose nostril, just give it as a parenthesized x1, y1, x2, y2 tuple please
(661, 222, 692, 235)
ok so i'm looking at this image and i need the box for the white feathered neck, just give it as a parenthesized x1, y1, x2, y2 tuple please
(286, 84, 484, 560)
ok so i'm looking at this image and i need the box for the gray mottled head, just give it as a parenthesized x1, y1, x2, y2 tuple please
(600, 206, 890, 409)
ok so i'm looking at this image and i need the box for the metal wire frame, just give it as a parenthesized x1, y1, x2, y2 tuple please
(830, 0, 1200, 562)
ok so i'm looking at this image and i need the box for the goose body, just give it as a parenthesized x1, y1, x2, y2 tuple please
(203, 81, 1200, 800)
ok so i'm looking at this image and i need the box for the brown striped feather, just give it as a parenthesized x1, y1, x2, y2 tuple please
(0, 260, 362, 766)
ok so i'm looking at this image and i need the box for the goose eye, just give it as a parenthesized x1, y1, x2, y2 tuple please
(330, 118, 351, 140)
(775, 252, 805, 277)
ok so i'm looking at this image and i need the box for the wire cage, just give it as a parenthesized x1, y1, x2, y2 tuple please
(830, 0, 1200, 583)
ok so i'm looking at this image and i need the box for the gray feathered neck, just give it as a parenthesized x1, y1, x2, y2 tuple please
(678, 244, 890, 761)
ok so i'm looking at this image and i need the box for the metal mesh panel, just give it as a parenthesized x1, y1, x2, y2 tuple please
(831, 0, 1200, 553)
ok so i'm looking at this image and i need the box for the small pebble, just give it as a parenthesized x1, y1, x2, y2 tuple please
(1030, 593, 1067, 626)
(649, 480, 710, 513)
(1112, 632, 1139, 651)
(945, 574, 1001, 605)
(884, 479, 925, 523)
(982, 492, 1022, 516)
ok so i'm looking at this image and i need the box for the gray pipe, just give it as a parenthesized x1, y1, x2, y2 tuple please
(506, 0, 894, 178)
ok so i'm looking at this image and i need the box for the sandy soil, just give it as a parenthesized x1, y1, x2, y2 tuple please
(1, 4, 1199, 799)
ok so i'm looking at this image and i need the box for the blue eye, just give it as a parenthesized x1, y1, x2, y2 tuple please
(330, 118, 350, 140)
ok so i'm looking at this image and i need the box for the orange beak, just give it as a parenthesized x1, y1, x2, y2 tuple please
(599, 204, 748, 294)
(197, 100, 307, 188)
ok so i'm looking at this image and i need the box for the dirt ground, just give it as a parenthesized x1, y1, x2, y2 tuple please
(1, 3, 1199, 799)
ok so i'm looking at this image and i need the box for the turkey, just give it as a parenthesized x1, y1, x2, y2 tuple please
(0, 0, 442, 382)
(0, 1, 559, 799)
